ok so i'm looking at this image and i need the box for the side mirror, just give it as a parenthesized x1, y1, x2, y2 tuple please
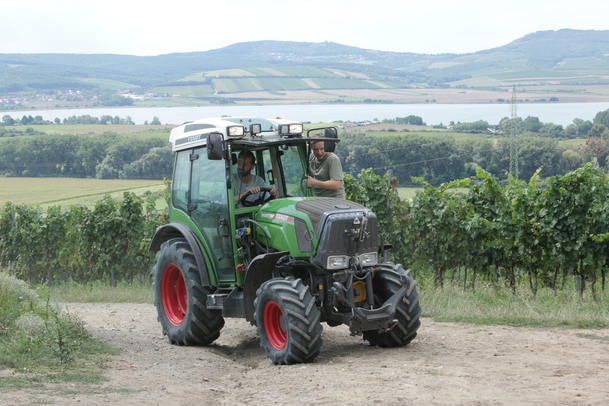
(323, 127, 338, 153)
(207, 132, 223, 160)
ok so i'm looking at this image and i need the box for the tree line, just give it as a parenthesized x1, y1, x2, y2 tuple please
(2, 114, 137, 127)
(336, 109, 609, 185)
(0, 132, 172, 179)
(337, 131, 571, 186)
(3, 109, 609, 184)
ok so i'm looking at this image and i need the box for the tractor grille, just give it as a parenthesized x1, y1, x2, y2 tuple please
(295, 199, 378, 269)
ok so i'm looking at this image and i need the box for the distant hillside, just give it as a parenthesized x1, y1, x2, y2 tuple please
(2, 29, 609, 104)
(492, 29, 609, 67)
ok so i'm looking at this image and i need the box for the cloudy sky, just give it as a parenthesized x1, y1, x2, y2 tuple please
(2, 0, 608, 56)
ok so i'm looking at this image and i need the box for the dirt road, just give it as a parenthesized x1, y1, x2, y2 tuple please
(2, 303, 608, 405)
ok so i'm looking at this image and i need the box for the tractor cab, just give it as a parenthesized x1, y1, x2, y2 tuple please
(156, 116, 338, 285)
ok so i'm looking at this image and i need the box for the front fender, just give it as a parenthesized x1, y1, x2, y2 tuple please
(149, 222, 212, 288)
(242, 251, 289, 324)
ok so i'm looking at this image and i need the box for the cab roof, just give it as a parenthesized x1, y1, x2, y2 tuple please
(169, 116, 303, 152)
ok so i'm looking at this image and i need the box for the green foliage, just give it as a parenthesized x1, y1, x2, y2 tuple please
(452, 120, 490, 133)
(0, 193, 166, 286)
(0, 271, 103, 369)
(422, 285, 609, 328)
(350, 163, 609, 298)
(335, 125, 582, 186)
(387, 115, 426, 125)
(344, 169, 409, 264)
(593, 108, 609, 128)
(0, 132, 171, 179)
(44, 280, 153, 303)
(99, 92, 134, 106)
(406, 177, 471, 286)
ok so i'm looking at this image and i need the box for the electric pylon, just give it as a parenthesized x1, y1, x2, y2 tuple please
(509, 86, 519, 179)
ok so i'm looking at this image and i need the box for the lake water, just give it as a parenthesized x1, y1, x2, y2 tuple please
(5, 102, 609, 126)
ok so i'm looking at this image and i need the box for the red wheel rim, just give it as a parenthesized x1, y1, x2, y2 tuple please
(263, 300, 287, 350)
(161, 264, 187, 325)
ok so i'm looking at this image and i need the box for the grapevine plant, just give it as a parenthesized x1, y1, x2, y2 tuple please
(2, 164, 609, 297)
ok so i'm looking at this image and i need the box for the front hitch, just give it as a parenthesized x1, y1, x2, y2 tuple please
(331, 277, 408, 336)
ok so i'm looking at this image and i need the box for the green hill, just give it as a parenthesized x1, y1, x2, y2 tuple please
(2, 29, 609, 101)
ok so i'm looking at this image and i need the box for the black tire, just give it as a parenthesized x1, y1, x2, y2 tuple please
(153, 238, 224, 346)
(363, 263, 421, 347)
(254, 278, 323, 364)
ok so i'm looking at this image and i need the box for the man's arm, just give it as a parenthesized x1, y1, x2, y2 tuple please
(304, 176, 341, 190)
(234, 186, 262, 203)
(235, 178, 278, 204)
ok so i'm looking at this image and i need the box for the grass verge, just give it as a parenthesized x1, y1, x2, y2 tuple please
(421, 285, 609, 329)
(46, 280, 154, 304)
(47, 278, 609, 329)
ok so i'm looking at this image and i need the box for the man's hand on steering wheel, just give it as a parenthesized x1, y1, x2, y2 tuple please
(240, 186, 277, 207)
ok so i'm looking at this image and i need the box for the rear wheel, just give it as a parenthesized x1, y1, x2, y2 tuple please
(153, 238, 224, 346)
(363, 263, 421, 347)
(254, 278, 323, 364)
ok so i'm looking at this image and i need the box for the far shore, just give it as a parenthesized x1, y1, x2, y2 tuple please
(4, 84, 609, 114)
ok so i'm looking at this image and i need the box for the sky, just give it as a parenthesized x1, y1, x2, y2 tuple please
(2, 0, 609, 56)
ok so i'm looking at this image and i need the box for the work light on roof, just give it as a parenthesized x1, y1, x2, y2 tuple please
(278, 123, 304, 138)
(249, 123, 262, 136)
(228, 126, 245, 137)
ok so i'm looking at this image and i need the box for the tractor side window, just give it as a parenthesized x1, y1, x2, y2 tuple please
(259, 149, 277, 190)
(172, 150, 190, 211)
(280, 146, 308, 197)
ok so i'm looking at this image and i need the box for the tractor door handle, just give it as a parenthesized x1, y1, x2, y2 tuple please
(219, 218, 229, 237)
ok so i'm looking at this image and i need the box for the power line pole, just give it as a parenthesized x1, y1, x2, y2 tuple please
(509, 86, 519, 179)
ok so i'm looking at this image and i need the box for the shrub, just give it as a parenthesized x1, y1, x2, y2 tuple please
(0, 269, 91, 368)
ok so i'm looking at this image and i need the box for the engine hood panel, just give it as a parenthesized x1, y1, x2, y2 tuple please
(295, 198, 369, 236)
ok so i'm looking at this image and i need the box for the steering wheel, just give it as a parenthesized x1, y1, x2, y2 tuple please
(240, 187, 274, 207)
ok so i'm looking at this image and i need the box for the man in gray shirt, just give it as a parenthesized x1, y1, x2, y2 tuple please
(233, 150, 277, 207)
(305, 137, 345, 199)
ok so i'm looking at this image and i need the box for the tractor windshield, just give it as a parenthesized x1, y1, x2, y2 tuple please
(231, 145, 309, 201)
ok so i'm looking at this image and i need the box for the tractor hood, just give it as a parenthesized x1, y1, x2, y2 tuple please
(255, 198, 379, 270)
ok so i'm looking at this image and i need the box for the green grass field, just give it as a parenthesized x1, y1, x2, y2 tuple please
(0, 178, 451, 209)
(2, 124, 173, 136)
(1, 177, 166, 209)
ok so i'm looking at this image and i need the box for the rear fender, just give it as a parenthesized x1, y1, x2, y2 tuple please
(149, 222, 212, 287)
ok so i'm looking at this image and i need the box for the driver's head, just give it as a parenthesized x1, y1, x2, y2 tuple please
(237, 150, 256, 178)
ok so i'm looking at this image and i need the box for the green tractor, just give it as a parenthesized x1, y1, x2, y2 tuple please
(150, 116, 421, 364)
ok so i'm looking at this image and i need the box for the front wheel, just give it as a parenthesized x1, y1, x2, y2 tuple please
(363, 263, 421, 347)
(254, 278, 323, 364)
(153, 238, 224, 346)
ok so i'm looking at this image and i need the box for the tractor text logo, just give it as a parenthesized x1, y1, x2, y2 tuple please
(261, 213, 293, 223)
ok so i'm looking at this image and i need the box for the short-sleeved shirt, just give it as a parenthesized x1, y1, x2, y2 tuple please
(233, 173, 268, 207)
(309, 152, 345, 199)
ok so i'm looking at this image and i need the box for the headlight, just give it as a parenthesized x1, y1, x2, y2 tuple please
(327, 255, 349, 270)
(359, 252, 378, 267)
(227, 126, 245, 137)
